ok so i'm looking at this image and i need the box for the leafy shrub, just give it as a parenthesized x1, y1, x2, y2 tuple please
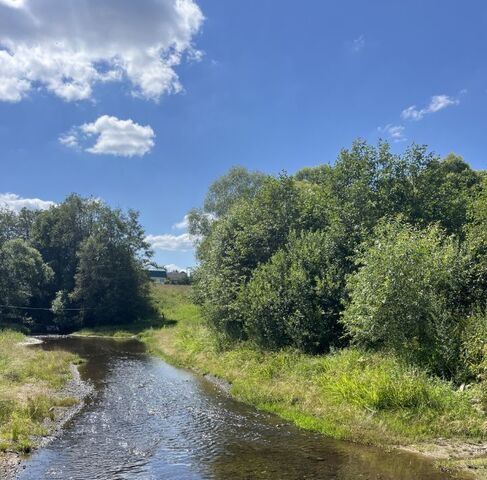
(241, 230, 344, 353)
(342, 220, 466, 376)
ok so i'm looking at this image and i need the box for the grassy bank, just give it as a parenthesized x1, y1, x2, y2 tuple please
(139, 285, 487, 477)
(0, 330, 80, 453)
(142, 286, 485, 442)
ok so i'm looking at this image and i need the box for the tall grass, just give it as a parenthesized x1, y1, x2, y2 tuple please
(0, 330, 79, 452)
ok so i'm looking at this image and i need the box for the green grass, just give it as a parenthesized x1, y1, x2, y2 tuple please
(73, 285, 184, 338)
(0, 330, 79, 452)
(142, 285, 487, 448)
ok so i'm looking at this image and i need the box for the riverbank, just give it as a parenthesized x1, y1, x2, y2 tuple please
(0, 331, 91, 479)
(68, 285, 487, 478)
(136, 285, 486, 479)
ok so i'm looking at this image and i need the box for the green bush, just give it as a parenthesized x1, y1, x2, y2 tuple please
(240, 230, 344, 353)
(461, 311, 487, 381)
(342, 220, 466, 376)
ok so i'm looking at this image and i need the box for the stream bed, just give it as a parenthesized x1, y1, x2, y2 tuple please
(17, 336, 459, 480)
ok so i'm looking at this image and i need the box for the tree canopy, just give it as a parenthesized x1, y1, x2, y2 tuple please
(191, 140, 485, 379)
(0, 195, 153, 332)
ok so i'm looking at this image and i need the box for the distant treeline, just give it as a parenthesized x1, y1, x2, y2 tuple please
(0, 195, 153, 332)
(190, 140, 487, 385)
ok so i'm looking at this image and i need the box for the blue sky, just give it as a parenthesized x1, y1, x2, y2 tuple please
(0, 0, 486, 269)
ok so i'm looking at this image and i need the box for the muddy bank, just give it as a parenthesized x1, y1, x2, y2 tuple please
(0, 363, 92, 480)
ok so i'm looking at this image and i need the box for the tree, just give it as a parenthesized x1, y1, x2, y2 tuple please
(71, 231, 151, 326)
(31, 195, 99, 295)
(0, 239, 53, 324)
(193, 174, 331, 342)
(465, 178, 487, 306)
(0, 208, 39, 245)
(188, 166, 267, 237)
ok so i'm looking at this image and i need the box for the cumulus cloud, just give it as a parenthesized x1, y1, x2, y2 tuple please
(146, 232, 197, 251)
(60, 115, 155, 157)
(0, 193, 55, 211)
(0, 0, 204, 102)
(401, 95, 459, 121)
(378, 124, 406, 142)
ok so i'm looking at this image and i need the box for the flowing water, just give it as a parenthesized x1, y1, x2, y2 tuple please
(17, 337, 459, 480)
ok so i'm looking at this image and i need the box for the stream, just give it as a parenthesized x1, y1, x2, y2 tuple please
(17, 336, 458, 480)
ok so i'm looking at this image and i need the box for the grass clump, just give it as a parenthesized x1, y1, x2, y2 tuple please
(0, 330, 79, 452)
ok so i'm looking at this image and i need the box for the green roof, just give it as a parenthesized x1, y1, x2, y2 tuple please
(147, 269, 167, 278)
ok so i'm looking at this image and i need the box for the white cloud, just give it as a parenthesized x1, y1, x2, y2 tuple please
(172, 214, 189, 230)
(164, 263, 188, 272)
(146, 232, 197, 251)
(60, 115, 155, 157)
(401, 94, 459, 121)
(0, 0, 204, 102)
(0, 193, 55, 211)
(378, 124, 406, 143)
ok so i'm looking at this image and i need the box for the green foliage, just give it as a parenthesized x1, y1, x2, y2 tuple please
(461, 312, 487, 385)
(342, 220, 466, 376)
(0, 208, 39, 246)
(322, 349, 462, 413)
(72, 231, 151, 326)
(465, 178, 487, 306)
(194, 174, 331, 343)
(188, 166, 267, 237)
(141, 288, 487, 444)
(240, 230, 344, 353)
(0, 194, 153, 332)
(0, 239, 53, 326)
(203, 165, 268, 218)
(192, 140, 484, 382)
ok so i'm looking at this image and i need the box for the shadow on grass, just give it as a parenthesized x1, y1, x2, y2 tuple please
(72, 314, 177, 338)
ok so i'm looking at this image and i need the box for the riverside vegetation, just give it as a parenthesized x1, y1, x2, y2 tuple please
(0, 194, 155, 461)
(2, 139, 487, 477)
(145, 141, 487, 476)
(142, 285, 487, 478)
(0, 330, 79, 453)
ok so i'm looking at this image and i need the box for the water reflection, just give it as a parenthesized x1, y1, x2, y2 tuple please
(18, 337, 458, 480)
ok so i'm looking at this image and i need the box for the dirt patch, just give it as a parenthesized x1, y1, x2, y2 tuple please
(401, 441, 487, 479)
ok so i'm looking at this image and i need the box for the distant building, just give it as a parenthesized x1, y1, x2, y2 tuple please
(166, 270, 188, 284)
(146, 268, 167, 284)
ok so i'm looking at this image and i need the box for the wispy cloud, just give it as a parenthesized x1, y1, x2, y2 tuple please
(145, 233, 197, 252)
(401, 94, 459, 121)
(351, 34, 365, 53)
(60, 115, 155, 157)
(0, 193, 55, 211)
(377, 124, 406, 143)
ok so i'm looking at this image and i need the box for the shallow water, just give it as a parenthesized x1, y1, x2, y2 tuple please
(18, 337, 459, 479)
